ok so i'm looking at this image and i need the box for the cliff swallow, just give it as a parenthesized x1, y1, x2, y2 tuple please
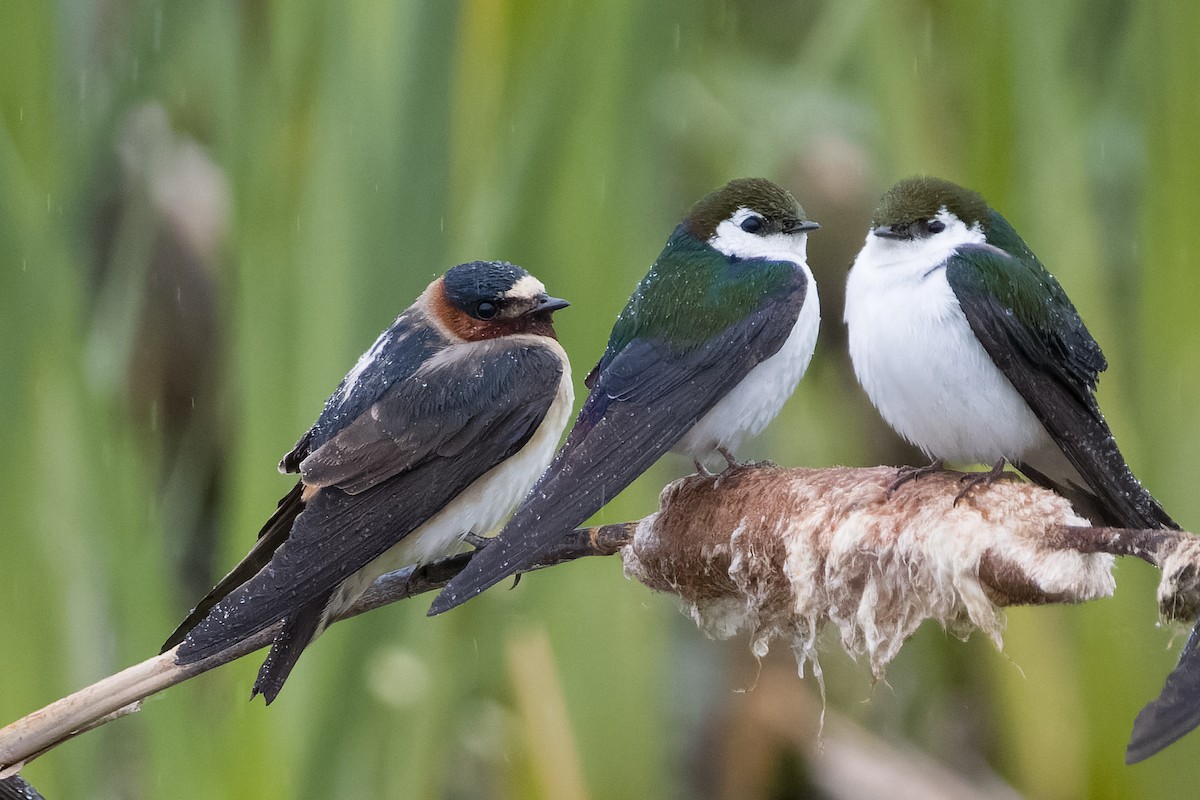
(165, 260, 573, 702)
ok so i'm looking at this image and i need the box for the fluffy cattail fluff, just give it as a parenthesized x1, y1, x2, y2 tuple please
(621, 464, 1116, 682)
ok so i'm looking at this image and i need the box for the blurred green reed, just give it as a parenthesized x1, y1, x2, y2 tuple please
(2, 1, 1199, 797)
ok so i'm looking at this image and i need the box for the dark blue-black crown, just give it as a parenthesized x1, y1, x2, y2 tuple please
(442, 260, 529, 310)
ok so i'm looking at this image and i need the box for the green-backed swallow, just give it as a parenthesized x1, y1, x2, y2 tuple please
(430, 178, 821, 613)
(843, 176, 1186, 762)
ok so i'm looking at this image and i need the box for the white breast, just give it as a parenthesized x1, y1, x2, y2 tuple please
(674, 268, 820, 462)
(844, 221, 1050, 465)
(323, 338, 574, 619)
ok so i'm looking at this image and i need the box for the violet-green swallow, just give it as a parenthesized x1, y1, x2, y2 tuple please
(844, 176, 1174, 530)
(430, 178, 821, 613)
(844, 177, 1200, 761)
(164, 260, 573, 702)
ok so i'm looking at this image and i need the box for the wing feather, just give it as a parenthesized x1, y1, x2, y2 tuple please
(946, 244, 1174, 529)
(176, 340, 565, 662)
(161, 481, 305, 650)
(432, 269, 808, 612)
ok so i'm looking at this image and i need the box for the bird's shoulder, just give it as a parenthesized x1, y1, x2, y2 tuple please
(589, 228, 806, 388)
(296, 332, 565, 494)
(279, 307, 451, 472)
(946, 220, 1106, 390)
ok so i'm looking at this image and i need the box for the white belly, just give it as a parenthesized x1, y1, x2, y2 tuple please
(845, 261, 1049, 465)
(674, 275, 820, 461)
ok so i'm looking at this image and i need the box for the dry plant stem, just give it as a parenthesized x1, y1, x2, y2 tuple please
(1047, 525, 1200, 620)
(0, 527, 628, 774)
(620, 465, 1200, 683)
(1050, 525, 1176, 562)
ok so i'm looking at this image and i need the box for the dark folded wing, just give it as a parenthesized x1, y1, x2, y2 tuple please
(176, 341, 564, 662)
(165, 312, 451, 649)
(946, 244, 1174, 529)
(162, 481, 306, 650)
(431, 276, 808, 613)
(299, 341, 562, 494)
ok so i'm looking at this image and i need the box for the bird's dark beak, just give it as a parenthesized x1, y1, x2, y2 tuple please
(533, 295, 570, 314)
(786, 219, 821, 233)
(873, 225, 907, 240)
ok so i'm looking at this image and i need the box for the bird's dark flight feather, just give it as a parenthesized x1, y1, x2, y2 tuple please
(162, 481, 307, 650)
(1127, 626, 1200, 763)
(164, 308, 449, 653)
(431, 266, 808, 613)
(945, 243, 1175, 531)
(951, 235, 1200, 764)
(250, 591, 331, 703)
(303, 308, 448, 452)
(175, 341, 564, 668)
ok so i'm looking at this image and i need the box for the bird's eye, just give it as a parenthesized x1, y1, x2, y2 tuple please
(926, 219, 946, 234)
(740, 215, 764, 233)
(476, 301, 498, 319)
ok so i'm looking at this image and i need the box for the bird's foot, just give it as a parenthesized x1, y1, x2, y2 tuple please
(886, 459, 945, 498)
(463, 532, 491, 552)
(693, 458, 714, 478)
(952, 459, 1015, 506)
(718, 447, 746, 471)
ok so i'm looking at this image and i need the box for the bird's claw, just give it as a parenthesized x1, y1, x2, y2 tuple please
(718, 447, 745, 471)
(952, 459, 1014, 506)
(886, 459, 945, 498)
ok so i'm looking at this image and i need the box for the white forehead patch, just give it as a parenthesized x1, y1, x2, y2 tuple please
(710, 207, 809, 265)
(503, 274, 546, 301)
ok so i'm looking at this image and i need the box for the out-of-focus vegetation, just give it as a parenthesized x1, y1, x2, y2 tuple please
(2, 1, 1199, 797)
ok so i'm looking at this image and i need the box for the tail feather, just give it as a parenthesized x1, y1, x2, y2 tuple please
(1016, 459, 1175, 531)
(250, 591, 331, 704)
(1016, 434, 1177, 531)
(0, 774, 45, 800)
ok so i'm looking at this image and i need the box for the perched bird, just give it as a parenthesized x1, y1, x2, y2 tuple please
(431, 178, 821, 614)
(843, 176, 1188, 760)
(165, 260, 573, 702)
(844, 176, 1173, 528)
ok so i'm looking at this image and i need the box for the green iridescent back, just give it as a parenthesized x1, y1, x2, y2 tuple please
(602, 226, 799, 356)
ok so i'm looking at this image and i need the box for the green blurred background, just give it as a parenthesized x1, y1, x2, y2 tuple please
(3, 1, 1199, 797)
